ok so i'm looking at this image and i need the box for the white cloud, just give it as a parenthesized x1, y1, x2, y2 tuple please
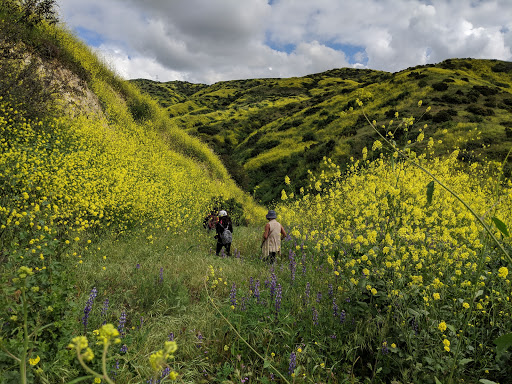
(56, 0, 512, 84)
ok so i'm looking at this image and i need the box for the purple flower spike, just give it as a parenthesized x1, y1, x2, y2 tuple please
(118, 311, 127, 337)
(230, 283, 237, 307)
(275, 284, 282, 318)
(82, 287, 97, 332)
(254, 280, 260, 303)
(289, 352, 297, 376)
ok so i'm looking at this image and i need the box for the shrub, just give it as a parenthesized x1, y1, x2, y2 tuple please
(466, 105, 495, 116)
(491, 61, 512, 73)
(432, 82, 449, 92)
(473, 85, 499, 96)
(432, 110, 453, 123)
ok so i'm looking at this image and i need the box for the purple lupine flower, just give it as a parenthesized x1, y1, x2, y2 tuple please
(288, 249, 296, 283)
(275, 284, 282, 319)
(303, 282, 310, 306)
(289, 352, 297, 376)
(240, 296, 248, 311)
(196, 332, 204, 348)
(254, 280, 260, 303)
(230, 283, 237, 307)
(312, 306, 319, 326)
(101, 298, 109, 325)
(139, 316, 144, 329)
(410, 317, 419, 335)
(160, 367, 171, 382)
(168, 332, 174, 341)
(111, 359, 120, 378)
(340, 309, 346, 324)
(333, 298, 339, 317)
(136, 263, 140, 270)
(82, 287, 97, 332)
(381, 341, 389, 354)
(270, 273, 277, 301)
(118, 311, 127, 337)
(316, 292, 322, 303)
(120, 344, 128, 353)
(328, 284, 333, 298)
(249, 277, 254, 293)
(159, 267, 164, 284)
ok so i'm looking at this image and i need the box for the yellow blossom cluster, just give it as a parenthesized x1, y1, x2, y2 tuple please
(278, 153, 512, 337)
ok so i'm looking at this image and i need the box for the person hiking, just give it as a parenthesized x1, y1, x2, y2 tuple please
(203, 210, 217, 231)
(261, 210, 287, 264)
(215, 210, 233, 256)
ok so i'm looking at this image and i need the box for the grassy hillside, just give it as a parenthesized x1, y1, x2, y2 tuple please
(132, 59, 512, 203)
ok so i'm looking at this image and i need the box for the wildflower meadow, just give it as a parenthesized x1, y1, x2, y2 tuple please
(1, 2, 512, 383)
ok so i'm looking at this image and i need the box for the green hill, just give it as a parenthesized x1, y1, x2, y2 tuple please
(131, 59, 512, 203)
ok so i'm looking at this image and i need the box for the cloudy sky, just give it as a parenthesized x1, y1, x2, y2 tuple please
(56, 0, 512, 84)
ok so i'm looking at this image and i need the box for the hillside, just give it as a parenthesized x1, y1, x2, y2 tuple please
(0, 0, 263, 236)
(132, 59, 512, 203)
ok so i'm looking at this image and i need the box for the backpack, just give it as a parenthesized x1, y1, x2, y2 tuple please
(220, 224, 232, 245)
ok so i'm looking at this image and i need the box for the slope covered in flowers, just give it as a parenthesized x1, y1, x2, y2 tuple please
(0, 7, 262, 269)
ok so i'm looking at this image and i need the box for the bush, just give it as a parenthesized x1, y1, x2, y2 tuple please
(492, 61, 512, 73)
(466, 105, 495, 116)
(432, 82, 449, 92)
(473, 85, 499, 96)
(432, 110, 453, 123)
(302, 132, 317, 142)
(197, 125, 220, 135)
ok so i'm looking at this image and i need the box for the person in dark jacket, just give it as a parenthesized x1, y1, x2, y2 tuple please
(215, 210, 233, 256)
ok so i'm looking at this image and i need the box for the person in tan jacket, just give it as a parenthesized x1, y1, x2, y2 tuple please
(261, 210, 287, 264)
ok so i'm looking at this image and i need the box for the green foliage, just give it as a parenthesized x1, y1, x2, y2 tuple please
(132, 58, 512, 204)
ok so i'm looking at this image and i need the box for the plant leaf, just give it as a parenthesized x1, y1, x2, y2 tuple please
(435, 377, 443, 384)
(479, 380, 498, 384)
(494, 332, 512, 355)
(459, 358, 473, 365)
(426, 181, 435, 205)
(491, 216, 510, 237)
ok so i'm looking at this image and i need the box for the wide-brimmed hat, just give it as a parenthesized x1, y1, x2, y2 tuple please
(218, 210, 228, 217)
(266, 210, 277, 219)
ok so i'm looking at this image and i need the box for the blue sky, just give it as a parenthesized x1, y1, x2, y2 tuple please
(57, 0, 512, 84)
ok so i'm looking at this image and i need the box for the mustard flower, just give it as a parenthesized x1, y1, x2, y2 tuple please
(498, 267, 508, 279)
(169, 371, 178, 380)
(29, 355, 40, 365)
(438, 321, 447, 332)
(96, 323, 121, 346)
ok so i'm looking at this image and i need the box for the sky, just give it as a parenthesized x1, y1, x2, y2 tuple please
(56, 0, 512, 85)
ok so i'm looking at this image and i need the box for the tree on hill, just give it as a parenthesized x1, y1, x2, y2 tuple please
(6, 0, 59, 25)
